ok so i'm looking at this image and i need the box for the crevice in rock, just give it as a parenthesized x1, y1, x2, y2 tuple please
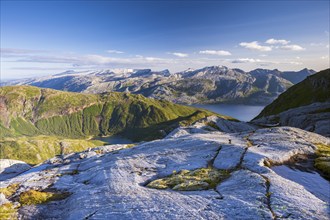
(236, 147, 249, 170)
(260, 174, 277, 220)
(236, 132, 255, 169)
(208, 145, 222, 168)
(213, 188, 223, 200)
(84, 210, 98, 219)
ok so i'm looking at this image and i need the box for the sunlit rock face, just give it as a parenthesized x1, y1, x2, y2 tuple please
(252, 102, 330, 137)
(1, 119, 329, 219)
(0, 159, 31, 181)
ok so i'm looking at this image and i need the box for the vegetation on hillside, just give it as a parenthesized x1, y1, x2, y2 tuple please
(0, 136, 104, 164)
(0, 86, 224, 163)
(255, 69, 330, 118)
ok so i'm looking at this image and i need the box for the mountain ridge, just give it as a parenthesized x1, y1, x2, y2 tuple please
(1, 66, 316, 105)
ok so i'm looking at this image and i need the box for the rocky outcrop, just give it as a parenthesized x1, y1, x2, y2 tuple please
(252, 102, 330, 137)
(0, 123, 329, 219)
(0, 159, 31, 181)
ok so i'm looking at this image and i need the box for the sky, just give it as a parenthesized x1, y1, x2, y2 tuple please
(1, 0, 329, 79)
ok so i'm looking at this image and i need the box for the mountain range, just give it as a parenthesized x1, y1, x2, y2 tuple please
(1, 66, 315, 105)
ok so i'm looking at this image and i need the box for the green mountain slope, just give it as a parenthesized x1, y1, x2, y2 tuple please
(255, 68, 330, 119)
(0, 86, 225, 163)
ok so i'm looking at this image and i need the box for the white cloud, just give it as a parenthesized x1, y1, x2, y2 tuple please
(259, 54, 268, 57)
(199, 50, 231, 56)
(289, 61, 303, 65)
(169, 52, 188, 57)
(239, 41, 272, 52)
(321, 55, 329, 60)
(265, 38, 290, 45)
(106, 49, 124, 54)
(327, 45, 329, 49)
(280, 44, 305, 51)
(231, 58, 262, 63)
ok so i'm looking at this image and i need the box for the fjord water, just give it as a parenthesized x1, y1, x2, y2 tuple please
(93, 135, 133, 145)
(193, 104, 265, 121)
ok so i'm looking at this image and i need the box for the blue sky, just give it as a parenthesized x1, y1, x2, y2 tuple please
(1, 0, 329, 79)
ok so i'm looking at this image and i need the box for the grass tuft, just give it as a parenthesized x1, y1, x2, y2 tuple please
(0, 203, 18, 220)
(314, 143, 330, 179)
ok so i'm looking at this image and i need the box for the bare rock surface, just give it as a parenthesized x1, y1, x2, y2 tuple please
(0, 125, 329, 219)
(252, 102, 330, 137)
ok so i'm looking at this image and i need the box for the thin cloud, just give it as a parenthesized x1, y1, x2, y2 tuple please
(106, 49, 124, 54)
(280, 44, 305, 51)
(310, 43, 323, 47)
(1, 48, 47, 55)
(169, 52, 188, 57)
(265, 38, 290, 45)
(239, 41, 272, 52)
(14, 53, 176, 67)
(199, 50, 231, 56)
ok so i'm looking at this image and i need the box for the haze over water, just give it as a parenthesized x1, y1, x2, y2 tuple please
(193, 104, 265, 121)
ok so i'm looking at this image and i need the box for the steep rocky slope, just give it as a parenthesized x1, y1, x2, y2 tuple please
(253, 69, 330, 136)
(1, 66, 314, 105)
(0, 119, 329, 219)
(0, 86, 219, 164)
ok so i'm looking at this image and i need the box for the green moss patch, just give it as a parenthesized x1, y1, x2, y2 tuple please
(205, 121, 220, 131)
(19, 190, 70, 206)
(147, 168, 229, 191)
